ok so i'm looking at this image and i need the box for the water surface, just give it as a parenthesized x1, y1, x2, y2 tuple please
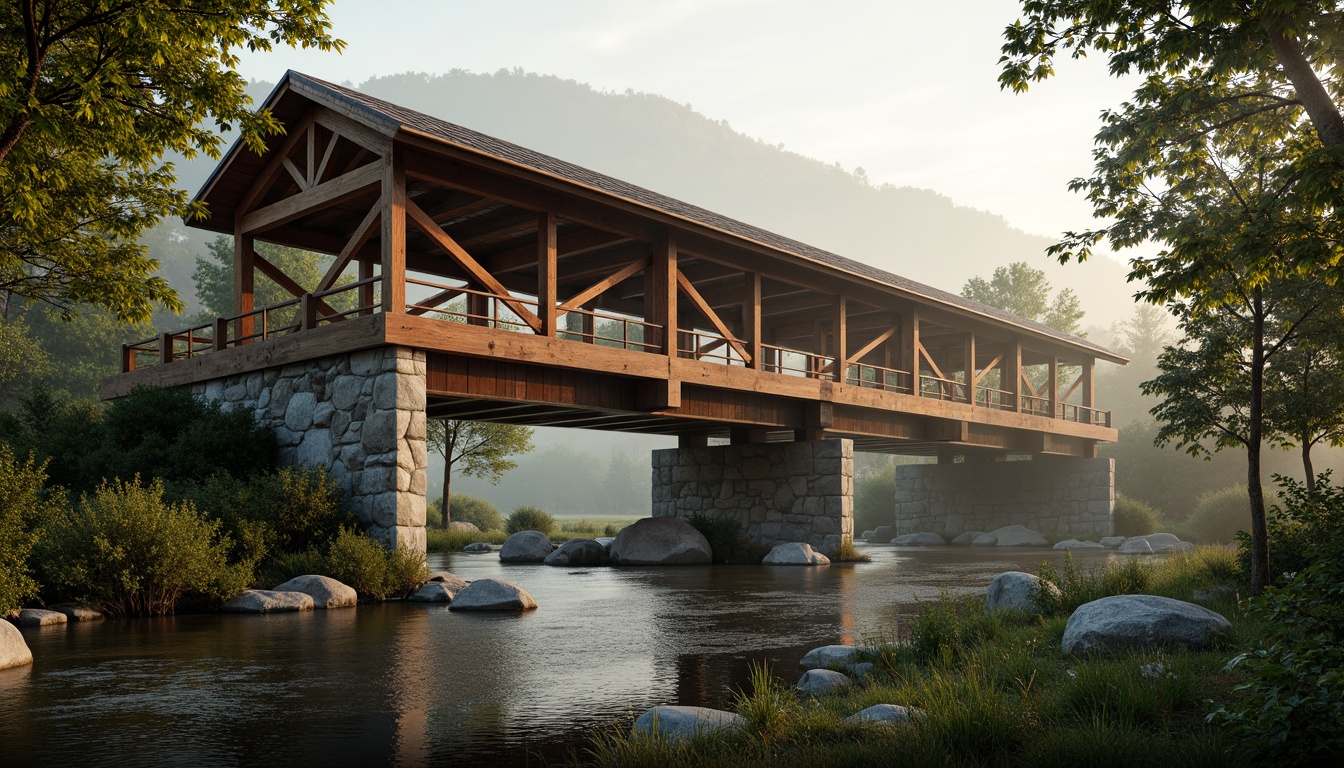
(0, 545, 1116, 767)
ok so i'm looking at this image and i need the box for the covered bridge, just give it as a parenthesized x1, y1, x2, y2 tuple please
(104, 71, 1125, 552)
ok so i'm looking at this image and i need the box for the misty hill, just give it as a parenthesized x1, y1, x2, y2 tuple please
(169, 68, 1135, 327)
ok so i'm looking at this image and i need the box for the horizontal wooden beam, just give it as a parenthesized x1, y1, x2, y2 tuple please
(241, 162, 382, 235)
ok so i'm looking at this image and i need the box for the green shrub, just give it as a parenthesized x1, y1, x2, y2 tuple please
(322, 527, 392, 601)
(1035, 553, 1153, 616)
(908, 593, 1008, 664)
(1237, 474, 1344, 584)
(36, 478, 251, 616)
(0, 446, 63, 614)
(386, 544, 429, 598)
(258, 549, 328, 588)
(447, 493, 504, 531)
(733, 661, 797, 738)
(505, 504, 556, 536)
(1183, 485, 1248, 543)
(1112, 493, 1160, 537)
(181, 467, 350, 561)
(688, 513, 769, 564)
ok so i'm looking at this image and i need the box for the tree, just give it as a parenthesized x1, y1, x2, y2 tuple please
(1264, 291, 1344, 494)
(1, 1, 342, 323)
(426, 420, 533, 527)
(962, 261, 1085, 334)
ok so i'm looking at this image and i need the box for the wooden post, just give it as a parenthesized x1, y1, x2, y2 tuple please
(1082, 357, 1096, 424)
(537, 211, 558, 336)
(380, 147, 406, 315)
(833, 296, 847, 383)
(301, 293, 318, 330)
(234, 223, 254, 343)
(964, 332, 975, 403)
(647, 232, 677, 356)
(159, 332, 173, 365)
(1048, 355, 1060, 418)
(213, 317, 229, 352)
(121, 344, 134, 373)
(1004, 340, 1021, 412)
(902, 307, 919, 390)
(744, 271, 761, 369)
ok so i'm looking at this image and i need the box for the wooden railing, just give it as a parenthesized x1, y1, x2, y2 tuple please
(760, 343, 834, 380)
(919, 374, 968, 402)
(121, 278, 380, 372)
(561, 307, 661, 352)
(845, 363, 913, 393)
(974, 386, 1017, 411)
(678, 329, 748, 366)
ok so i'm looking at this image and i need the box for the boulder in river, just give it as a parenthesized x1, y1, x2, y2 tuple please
(860, 530, 876, 541)
(50, 604, 103, 622)
(409, 583, 455, 603)
(868, 525, 898, 543)
(1117, 538, 1155, 555)
(983, 524, 1047, 547)
(18, 609, 66, 627)
(1053, 539, 1103, 550)
(609, 517, 712, 566)
(0, 621, 32, 670)
(951, 531, 984, 545)
(222, 589, 314, 614)
(1062, 594, 1233, 656)
(797, 668, 850, 696)
(272, 575, 357, 609)
(762, 542, 830, 565)
(971, 533, 998, 546)
(499, 530, 554, 563)
(1131, 532, 1183, 552)
(544, 538, 609, 567)
(632, 706, 744, 739)
(986, 571, 1059, 614)
(1099, 536, 1127, 548)
(448, 578, 537, 611)
(594, 536, 615, 553)
(426, 572, 470, 591)
(845, 704, 925, 726)
(461, 542, 493, 553)
(800, 645, 859, 669)
(891, 532, 946, 546)
(447, 521, 480, 532)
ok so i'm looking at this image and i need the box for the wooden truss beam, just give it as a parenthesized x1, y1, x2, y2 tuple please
(847, 324, 900, 366)
(239, 112, 317, 215)
(559, 257, 649, 312)
(317, 203, 382, 292)
(405, 197, 543, 334)
(252, 251, 340, 319)
(241, 162, 382, 235)
(677, 269, 751, 364)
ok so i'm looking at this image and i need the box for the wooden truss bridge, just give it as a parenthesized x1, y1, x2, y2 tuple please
(107, 72, 1124, 458)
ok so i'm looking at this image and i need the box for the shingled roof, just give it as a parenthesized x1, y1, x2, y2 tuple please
(193, 70, 1125, 364)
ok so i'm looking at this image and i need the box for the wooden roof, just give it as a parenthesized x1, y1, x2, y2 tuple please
(191, 70, 1126, 365)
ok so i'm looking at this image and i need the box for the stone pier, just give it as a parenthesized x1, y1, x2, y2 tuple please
(191, 346, 428, 552)
(893, 456, 1114, 538)
(651, 439, 854, 552)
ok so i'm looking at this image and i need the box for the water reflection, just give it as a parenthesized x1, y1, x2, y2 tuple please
(0, 546, 1117, 767)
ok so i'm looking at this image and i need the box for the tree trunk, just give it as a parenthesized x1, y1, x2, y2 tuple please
(1271, 32, 1344, 148)
(1247, 294, 1271, 595)
(1302, 438, 1316, 495)
(441, 460, 452, 528)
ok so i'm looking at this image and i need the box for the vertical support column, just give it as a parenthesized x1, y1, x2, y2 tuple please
(964, 332, 976, 403)
(381, 147, 406, 315)
(744, 271, 762, 369)
(833, 296, 847, 382)
(233, 223, 255, 342)
(1005, 340, 1022, 412)
(1081, 358, 1096, 422)
(647, 232, 677, 356)
(1048, 356, 1060, 418)
(902, 307, 920, 392)
(537, 211, 558, 336)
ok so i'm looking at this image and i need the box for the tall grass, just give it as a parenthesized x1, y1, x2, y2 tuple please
(426, 528, 508, 553)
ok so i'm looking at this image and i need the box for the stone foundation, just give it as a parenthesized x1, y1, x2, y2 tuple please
(893, 456, 1114, 538)
(191, 346, 428, 551)
(651, 439, 854, 553)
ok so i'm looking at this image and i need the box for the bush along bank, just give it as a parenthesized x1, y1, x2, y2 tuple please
(0, 386, 428, 621)
(579, 546, 1334, 767)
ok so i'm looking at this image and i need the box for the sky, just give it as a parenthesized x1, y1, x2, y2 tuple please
(235, 0, 1139, 247)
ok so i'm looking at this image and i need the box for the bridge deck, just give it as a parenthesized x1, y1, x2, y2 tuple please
(103, 71, 1123, 458)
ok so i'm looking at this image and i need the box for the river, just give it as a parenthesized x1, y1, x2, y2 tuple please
(0, 544, 1117, 767)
